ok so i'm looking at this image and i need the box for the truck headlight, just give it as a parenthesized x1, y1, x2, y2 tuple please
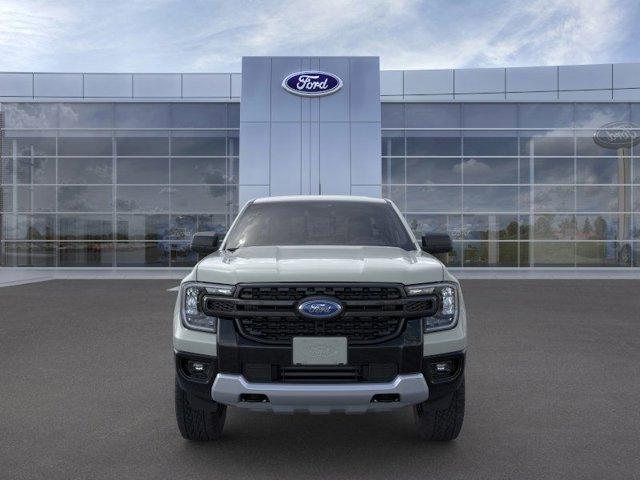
(180, 282, 233, 332)
(406, 283, 459, 333)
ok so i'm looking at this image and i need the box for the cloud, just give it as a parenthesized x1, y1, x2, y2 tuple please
(0, 0, 636, 72)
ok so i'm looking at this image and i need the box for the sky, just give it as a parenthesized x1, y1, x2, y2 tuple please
(0, 0, 638, 73)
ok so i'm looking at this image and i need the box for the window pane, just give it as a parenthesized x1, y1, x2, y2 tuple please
(531, 242, 575, 266)
(406, 104, 460, 128)
(633, 158, 640, 183)
(406, 214, 462, 239)
(518, 104, 573, 129)
(228, 104, 240, 127)
(58, 137, 113, 156)
(170, 243, 198, 267)
(462, 215, 519, 240)
(114, 104, 170, 128)
(1, 186, 12, 211)
(382, 185, 405, 211)
(171, 158, 227, 184)
(381, 131, 404, 156)
(463, 135, 518, 156)
(574, 103, 630, 128)
(58, 242, 114, 267)
(406, 132, 461, 156)
(462, 241, 519, 267)
(58, 214, 113, 240)
(2, 242, 56, 266)
(1, 157, 12, 183)
(464, 104, 517, 128)
(533, 186, 575, 212)
(17, 186, 56, 212)
(533, 214, 575, 240)
(15, 214, 55, 240)
(406, 158, 461, 184)
(576, 242, 631, 267)
(115, 242, 169, 267)
(576, 214, 629, 241)
(381, 103, 404, 128)
(2, 103, 58, 128)
(406, 186, 461, 213)
(576, 157, 628, 184)
(382, 158, 405, 184)
(463, 186, 518, 212)
(171, 186, 229, 213)
(227, 130, 239, 157)
(58, 158, 112, 184)
(576, 135, 626, 156)
(519, 134, 574, 156)
(59, 103, 113, 128)
(170, 103, 227, 128)
(463, 157, 517, 184)
(58, 186, 113, 212)
(534, 158, 574, 184)
(116, 214, 170, 240)
(16, 157, 56, 184)
(116, 158, 169, 184)
(3, 136, 56, 156)
(116, 186, 170, 212)
(171, 134, 226, 156)
(116, 136, 168, 156)
(576, 185, 630, 212)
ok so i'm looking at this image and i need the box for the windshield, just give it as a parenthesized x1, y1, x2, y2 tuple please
(224, 201, 415, 251)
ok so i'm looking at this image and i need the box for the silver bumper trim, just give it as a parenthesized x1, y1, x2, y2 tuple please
(211, 373, 429, 414)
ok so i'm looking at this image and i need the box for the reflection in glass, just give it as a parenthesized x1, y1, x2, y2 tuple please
(576, 242, 631, 267)
(171, 158, 227, 184)
(116, 136, 169, 156)
(406, 132, 460, 156)
(16, 157, 56, 184)
(461, 215, 518, 240)
(463, 104, 516, 128)
(406, 104, 460, 128)
(2, 242, 56, 266)
(58, 186, 113, 212)
(462, 242, 518, 267)
(17, 186, 56, 212)
(406, 158, 460, 184)
(576, 186, 629, 212)
(116, 186, 171, 213)
(381, 185, 405, 211)
(575, 214, 628, 241)
(518, 104, 573, 129)
(463, 186, 518, 213)
(382, 158, 405, 184)
(115, 242, 170, 267)
(534, 186, 574, 212)
(58, 214, 113, 240)
(463, 136, 517, 156)
(2, 103, 58, 128)
(14, 215, 55, 240)
(116, 158, 169, 184)
(533, 214, 575, 240)
(171, 186, 228, 213)
(58, 103, 113, 128)
(534, 158, 574, 184)
(381, 131, 404, 156)
(170, 103, 227, 128)
(114, 104, 170, 128)
(519, 135, 573, 156)
(406, 214, 462, 239)
(381, 104, 404, 128)
(58, 158, 112, 184)
(171, 135, 226, 156)
(58, 242, 114, 267)
(531, 242, 575, 266)
(406, 186, 461, 213)
(116, 214, 170, 241)
(58, 137, 113, 156)
(3, 136, 56, 156)
(462, 157, 517, 184)
(576, 157, 628, 184)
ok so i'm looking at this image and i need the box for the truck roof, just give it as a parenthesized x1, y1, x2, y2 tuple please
(252, 195, 387, 204)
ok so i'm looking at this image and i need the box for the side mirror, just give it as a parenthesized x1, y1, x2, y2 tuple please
(421, 233, 453, 255)
(191, 232, 222, 256)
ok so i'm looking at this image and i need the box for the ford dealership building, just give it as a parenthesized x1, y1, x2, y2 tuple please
(0, 56, 639, 270)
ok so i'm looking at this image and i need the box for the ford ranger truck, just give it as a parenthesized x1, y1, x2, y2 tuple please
(173, 196, 467, 441)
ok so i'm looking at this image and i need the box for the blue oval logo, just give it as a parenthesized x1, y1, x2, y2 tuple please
(282, 71, 343, 97)
(297, 298, 343, 319)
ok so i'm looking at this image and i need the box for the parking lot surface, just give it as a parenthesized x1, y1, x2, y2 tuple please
(1, 279, 639, 480)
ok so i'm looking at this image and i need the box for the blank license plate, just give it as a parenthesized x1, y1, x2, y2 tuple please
(292, 337, 347, 365)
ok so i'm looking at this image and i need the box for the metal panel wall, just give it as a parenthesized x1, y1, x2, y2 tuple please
(239, 56, 381, 207)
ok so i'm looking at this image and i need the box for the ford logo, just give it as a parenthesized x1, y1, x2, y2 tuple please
(297, 298, 343, 319)
(282, 71, 343, 97)
(593, 121, 640, 149)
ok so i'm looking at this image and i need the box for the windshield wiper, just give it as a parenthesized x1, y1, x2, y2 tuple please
(225, 246, 241, 252)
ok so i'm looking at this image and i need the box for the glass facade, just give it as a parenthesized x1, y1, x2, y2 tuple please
(382, 103, 640, 268)
(1, 100, 638, 269)
(0, 102, 239, 267)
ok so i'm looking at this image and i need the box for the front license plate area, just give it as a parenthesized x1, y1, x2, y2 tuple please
(292, 337, 348, 365)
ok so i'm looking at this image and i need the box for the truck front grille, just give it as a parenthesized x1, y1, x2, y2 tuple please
(202, 283, 437, 345)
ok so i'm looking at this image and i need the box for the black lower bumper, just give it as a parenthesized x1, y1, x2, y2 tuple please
(176, 317, 465, 407)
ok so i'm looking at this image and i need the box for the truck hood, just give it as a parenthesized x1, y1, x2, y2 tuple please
(195, 246, 444, 285)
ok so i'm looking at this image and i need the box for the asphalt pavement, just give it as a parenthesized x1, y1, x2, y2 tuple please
(1, 279, 639, 480)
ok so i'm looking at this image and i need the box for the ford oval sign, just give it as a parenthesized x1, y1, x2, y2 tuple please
(297, 298, 343, 319)
(593, 121, 640, 149)
(282, 71, 343, 97)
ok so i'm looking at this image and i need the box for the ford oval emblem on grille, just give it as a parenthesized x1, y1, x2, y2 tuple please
(282, 71, 343, 97)
(297, 298, 343, 319)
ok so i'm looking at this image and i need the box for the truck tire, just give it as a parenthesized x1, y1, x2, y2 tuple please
(175, 377, 226, 441)
(413, 377, 465, 441)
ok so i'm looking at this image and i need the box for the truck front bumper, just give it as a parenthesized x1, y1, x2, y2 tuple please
(211, 372, 429, 414)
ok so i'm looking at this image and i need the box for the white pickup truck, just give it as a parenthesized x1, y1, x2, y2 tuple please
(173, 196, 467, 441)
